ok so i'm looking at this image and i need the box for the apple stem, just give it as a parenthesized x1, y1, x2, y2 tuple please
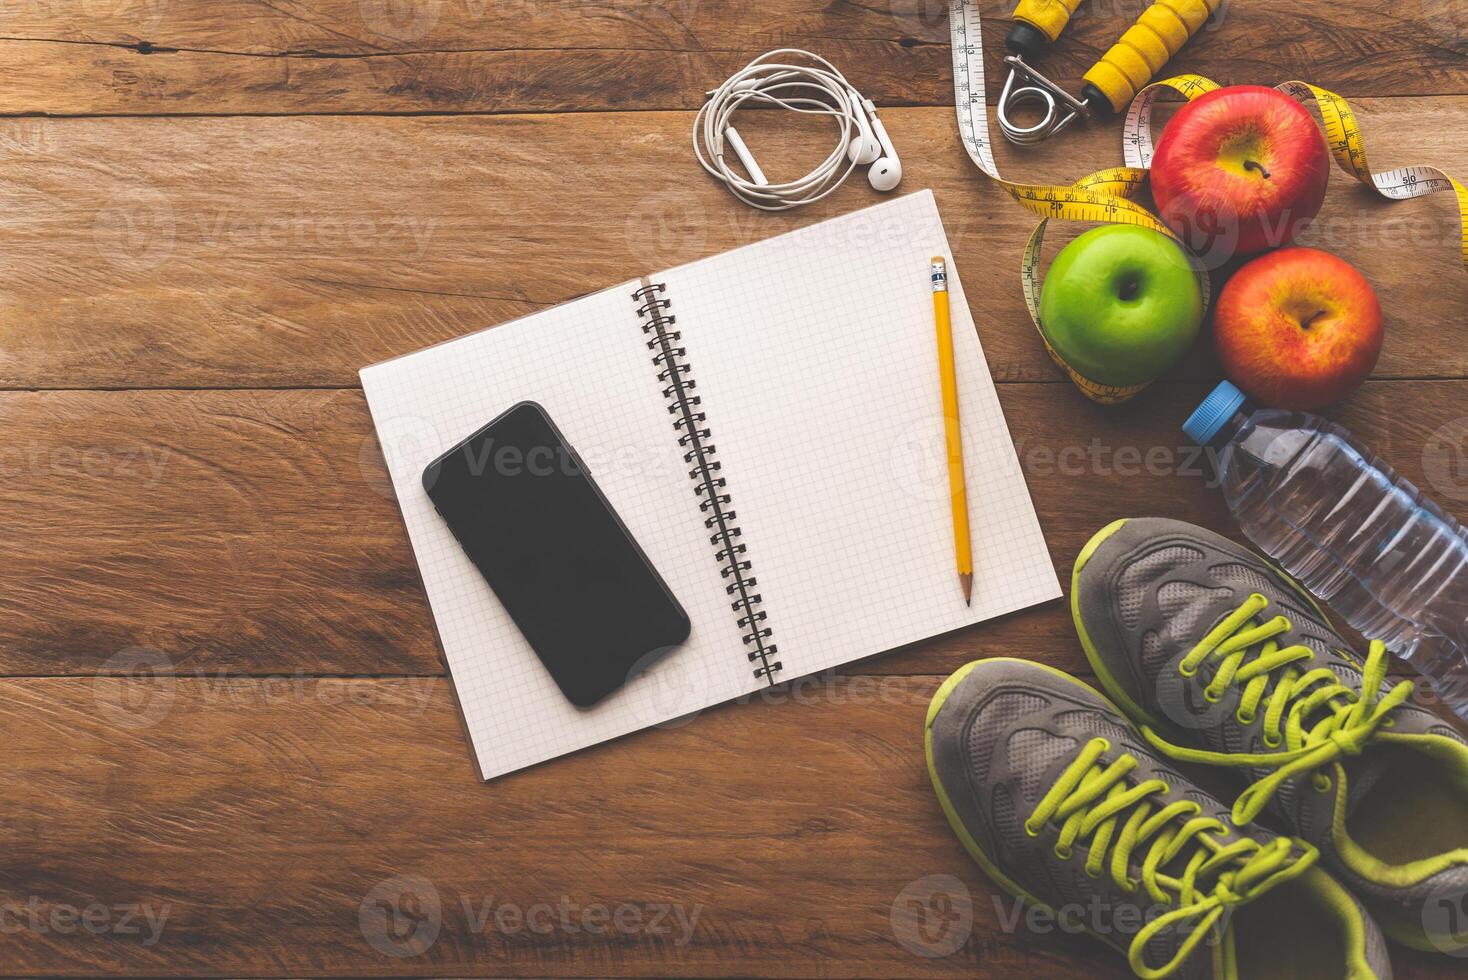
(1244, 159, 1272, 179)
(1301, 310, 1327, 330)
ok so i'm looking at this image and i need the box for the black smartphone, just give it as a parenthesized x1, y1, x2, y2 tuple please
(422, 401, 690, 707)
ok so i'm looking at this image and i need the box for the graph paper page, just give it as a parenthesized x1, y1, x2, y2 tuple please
(361, 285, 762, 780)
(657, 190, 1060, 678)
(362, 191, 1059, 780)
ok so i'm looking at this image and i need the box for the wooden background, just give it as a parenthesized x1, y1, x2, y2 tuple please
(1, 1, 1465, 976)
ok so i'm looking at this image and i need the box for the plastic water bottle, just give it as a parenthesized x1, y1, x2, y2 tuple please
(1184, 381, 1468, 722)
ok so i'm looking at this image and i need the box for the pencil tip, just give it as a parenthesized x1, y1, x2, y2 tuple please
(960, 573, 973, 606)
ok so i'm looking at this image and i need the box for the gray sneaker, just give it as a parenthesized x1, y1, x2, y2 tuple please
(1072, 517, 1468, 955)
(925, 657, 1392, 979)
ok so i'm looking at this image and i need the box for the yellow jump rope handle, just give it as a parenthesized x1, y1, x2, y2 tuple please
(1010, 0, 1084, 44)
(1082, 0, 1222, 113)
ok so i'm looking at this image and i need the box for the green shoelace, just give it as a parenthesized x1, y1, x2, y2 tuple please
(1027, 735, 1315, 979)
(1141, 592, 1416, 825)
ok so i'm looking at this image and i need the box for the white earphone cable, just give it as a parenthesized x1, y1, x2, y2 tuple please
(694, 50, 885, 212)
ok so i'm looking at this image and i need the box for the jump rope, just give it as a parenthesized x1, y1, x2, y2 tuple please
(697, 1, 1468, 404)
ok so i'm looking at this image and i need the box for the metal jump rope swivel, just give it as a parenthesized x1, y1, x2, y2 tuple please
(997, 0, 1224, 146)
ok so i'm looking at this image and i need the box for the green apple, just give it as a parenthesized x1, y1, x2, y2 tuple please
(1039, 225, 1204, 387)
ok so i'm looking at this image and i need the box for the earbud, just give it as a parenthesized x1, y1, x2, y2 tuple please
(865, 105, 902, 193)
(694, 51, 902, 211)
(846, 91, 881, 165)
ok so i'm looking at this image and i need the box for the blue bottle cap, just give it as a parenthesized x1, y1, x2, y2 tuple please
(1184, 381, 1248, 447)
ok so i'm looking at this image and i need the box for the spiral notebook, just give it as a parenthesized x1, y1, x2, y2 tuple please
(361, 190, 1059, 780)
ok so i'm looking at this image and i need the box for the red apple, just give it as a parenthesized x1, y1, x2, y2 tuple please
(1151, 85, 1330, 264)
(1215, 247, 1382, 410)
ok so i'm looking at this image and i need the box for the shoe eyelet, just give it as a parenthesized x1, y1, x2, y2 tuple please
(1179, 663, 1198, 678)
(1203, 689, 1222, 704)
(1024, 821, 1040, 838)
(1084, 866, 1102, 880)
(1235, 709, 1256, 725)
(1313, 774, 1332, 793)
(1263, 733, 1282, 749)
(1095, 737, 1112, 752)
(1054, 846, 1073, 861)
(1382, 718, 1395, 728)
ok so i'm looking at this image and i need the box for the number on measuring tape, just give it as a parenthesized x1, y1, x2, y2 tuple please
(944, 0, 1468, 404)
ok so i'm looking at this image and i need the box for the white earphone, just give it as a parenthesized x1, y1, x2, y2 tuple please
(863, 100, 903, 193)
(724, 126, 768, 186)
(694, 50, 902, 211)
(846, 91, 881, 166)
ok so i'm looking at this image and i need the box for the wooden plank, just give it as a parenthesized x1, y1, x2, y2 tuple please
(0, 673, 1110, 978)
(0, 1, 1463, 114)
(3, 101, 1466, 390)
(5, 379, 1465, 678)
(0, 673, 1458, 978)
(0, 388, 435, 677)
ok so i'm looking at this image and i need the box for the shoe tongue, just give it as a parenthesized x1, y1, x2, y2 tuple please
(1139, 914, 1222, 978)
(1134, 855, 1239, 974)
(1322, 660, 1395, 817)
(1342, 754, 1392, 816)
(1138, 833, 1311, 977)
(1265, 655, 1378, 755)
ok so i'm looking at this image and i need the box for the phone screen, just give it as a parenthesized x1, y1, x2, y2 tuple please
(422, 402, 690, 707)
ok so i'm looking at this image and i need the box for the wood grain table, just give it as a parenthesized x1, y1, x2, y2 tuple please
(2, 2, 1465, 976)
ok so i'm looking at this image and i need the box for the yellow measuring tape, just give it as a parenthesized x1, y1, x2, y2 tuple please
(948, 0, 1468, 404)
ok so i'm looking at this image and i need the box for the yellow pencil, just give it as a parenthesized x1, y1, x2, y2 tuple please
(931, 257, 973, 605)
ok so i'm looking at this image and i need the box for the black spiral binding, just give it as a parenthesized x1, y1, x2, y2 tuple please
(633, 280, 782, 684)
